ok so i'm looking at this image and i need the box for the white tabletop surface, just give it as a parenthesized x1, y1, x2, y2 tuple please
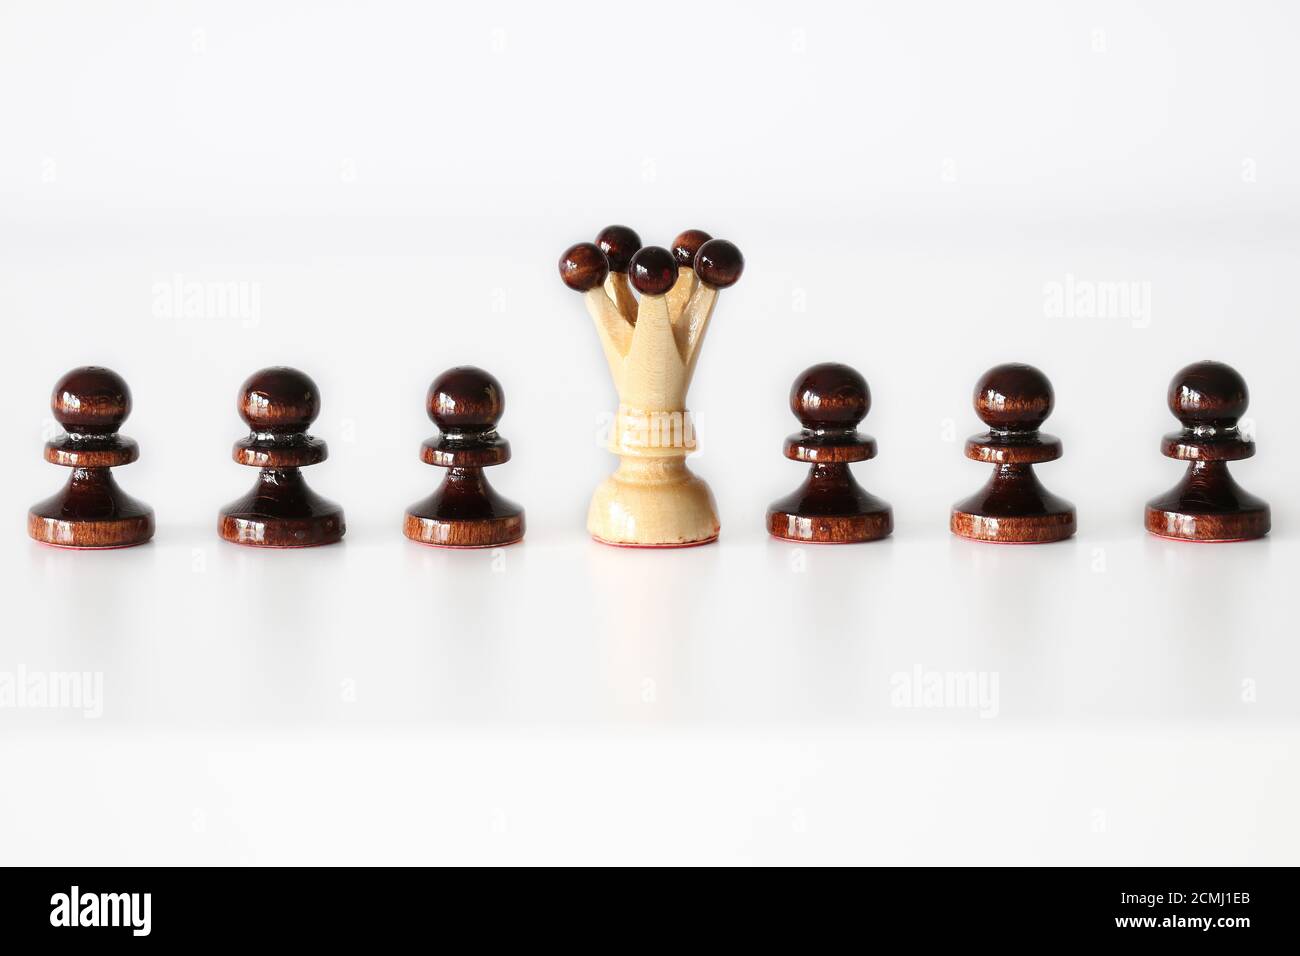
(2, 0, 1298, 865)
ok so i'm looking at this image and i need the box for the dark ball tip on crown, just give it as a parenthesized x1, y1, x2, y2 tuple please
(51, 366, 132, 432)
(973, 362, 1054, 430)
(1168, 360, 1248, 424)
(238, 366, 321, 432)
(628, 246, 678, 296)
(790, 362, 870, 428)
(558, 242, 610, 292)
(595, 225, 642, 273)
(428, 365, 504, 432)
(693, 239, 744, 289)
(671, 229, 713, 268)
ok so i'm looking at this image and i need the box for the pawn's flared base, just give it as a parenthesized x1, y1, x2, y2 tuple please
(1144, 503, 1269, 542)
(951, 465, 1076, 544)
(950, 509, 1076, 543)
(403, 511, 524, 548)
(766, 464, 892, 544)
(403, 468, 524, 548)
(1144, 461, 1269, 542)
(219, 468, 345, 548)
(767, 508, 893, 543)
(29, 469, 154, 549)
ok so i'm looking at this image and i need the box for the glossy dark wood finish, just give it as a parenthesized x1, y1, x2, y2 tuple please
(671, 229, 712, 267)
(559, 242, 609, 292)
(951, 363, 1075, 543)
(768, 363, 892, 543)
(694, 239, 744, 289)
(1145, 361, 1269, 541)
(29, 366, 155, 549)
(220, 469, 344, 547)
(627, 246, 678, 296)
(218, 367, 345, 548)
(594, 225, 642, 273)
(404, 366, 524, 548)
(951, 465, 1077, 543)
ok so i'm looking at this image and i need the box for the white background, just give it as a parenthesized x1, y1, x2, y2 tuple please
(1, 0, 1298, 864)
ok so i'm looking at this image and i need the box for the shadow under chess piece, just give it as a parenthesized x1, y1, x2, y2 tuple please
(767, 362, 892, 543)
(218, 366, 345, 547)
(1145, 360, 1269, 541)
(557, 226, 743, 547)
(29, 366, 155, 549)
(404, 366, 525, 548)
(951, 362, 1076, 544)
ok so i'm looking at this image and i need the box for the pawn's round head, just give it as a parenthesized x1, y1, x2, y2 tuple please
(628, 246, 678, 296)
(1168, 360, 1248, 425)
(428, 365, 504, 433)
(238, 366, 320, 433)
(790, 362, 870, 429)
(694, 239, 744, 289)
(558, 242, 610, 292)
(974, 363, 1054, 431)
(51, 366, 132, 433)
(671, 229, 712, 268)
(595, 225, 642, 273)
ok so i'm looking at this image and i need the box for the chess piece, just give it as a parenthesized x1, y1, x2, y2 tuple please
(558, 226, 743, 546)
(767, 363, 892, 543)
(404, 366, 525, 548)
(218, 366, 345, 547)
(28, 366, 155, 548)
(1145, 360, 1269, 541)
(951, 363, 1076, 543)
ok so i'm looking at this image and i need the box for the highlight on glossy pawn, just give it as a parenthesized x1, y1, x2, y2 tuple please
(29, 366, 155, 549)
(950, 362, 1076, 544)
(404, 365, 525, 548)
(1144, 360, 1269, 542)
(767, 362, 893, 544)
(218, 366, 346, 548)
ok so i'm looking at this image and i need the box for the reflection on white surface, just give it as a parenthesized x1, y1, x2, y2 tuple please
(4, 514, 1294, 864)
(4, 522, 1294, 728)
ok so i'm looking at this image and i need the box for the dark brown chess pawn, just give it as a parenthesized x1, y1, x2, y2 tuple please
(951, 363, 1076, 543)
(218, 366, 345, 547)
(404, 366, 525, 548)
(767, 363, 892, 543)
(28, 366, 155, 548)
(1145, 360, 1270, 541)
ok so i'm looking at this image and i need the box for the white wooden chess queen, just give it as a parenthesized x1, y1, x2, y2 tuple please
(559, 227, 744, 547)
